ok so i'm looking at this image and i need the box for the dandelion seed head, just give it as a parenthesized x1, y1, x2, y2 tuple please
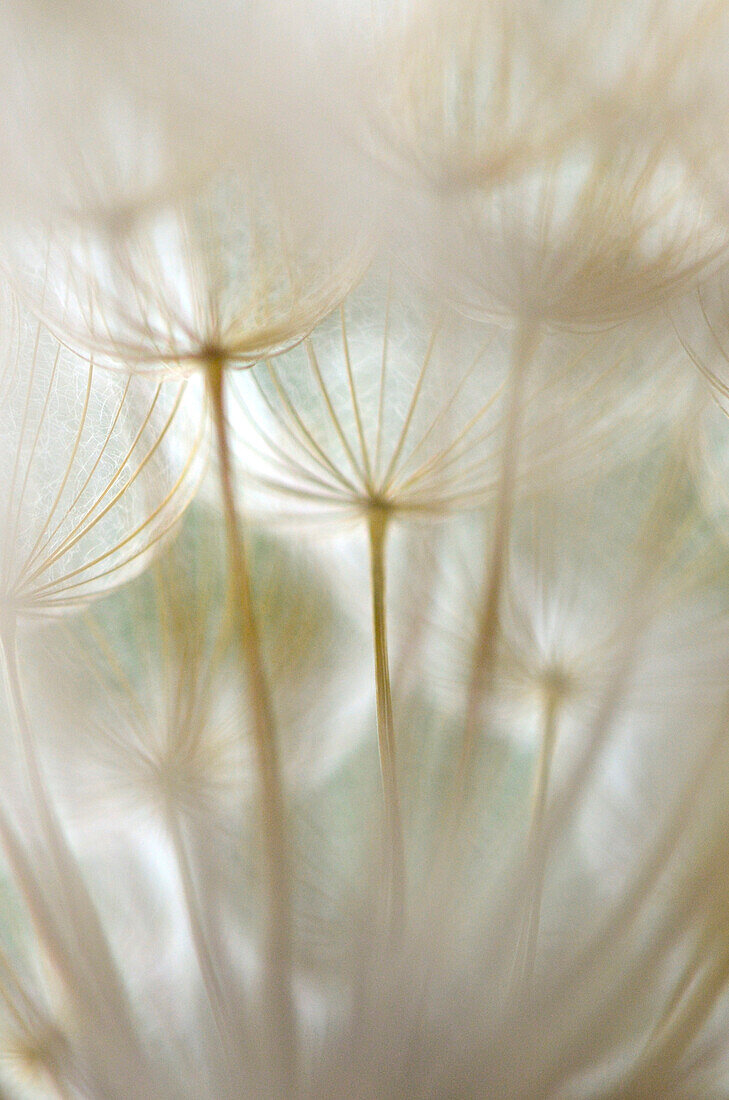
(0, 294, 206, 621)
(5, 172, 366, 381)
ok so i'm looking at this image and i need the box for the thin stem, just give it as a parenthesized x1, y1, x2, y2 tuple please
(513, 687, 560, 990)
(634, 943, 729, 1091)
(367, 507, 406, 936)
(205, 360, 295, 1088)
(424, 321, 539, 946)
(0, 619, 142, 1060)
(0, 618, 54, 839)
(167, 810, 234, 1061)
(647, 938, 706, 1053)
(452, 320, 540, 823)
(0, 619, 129, 1014)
